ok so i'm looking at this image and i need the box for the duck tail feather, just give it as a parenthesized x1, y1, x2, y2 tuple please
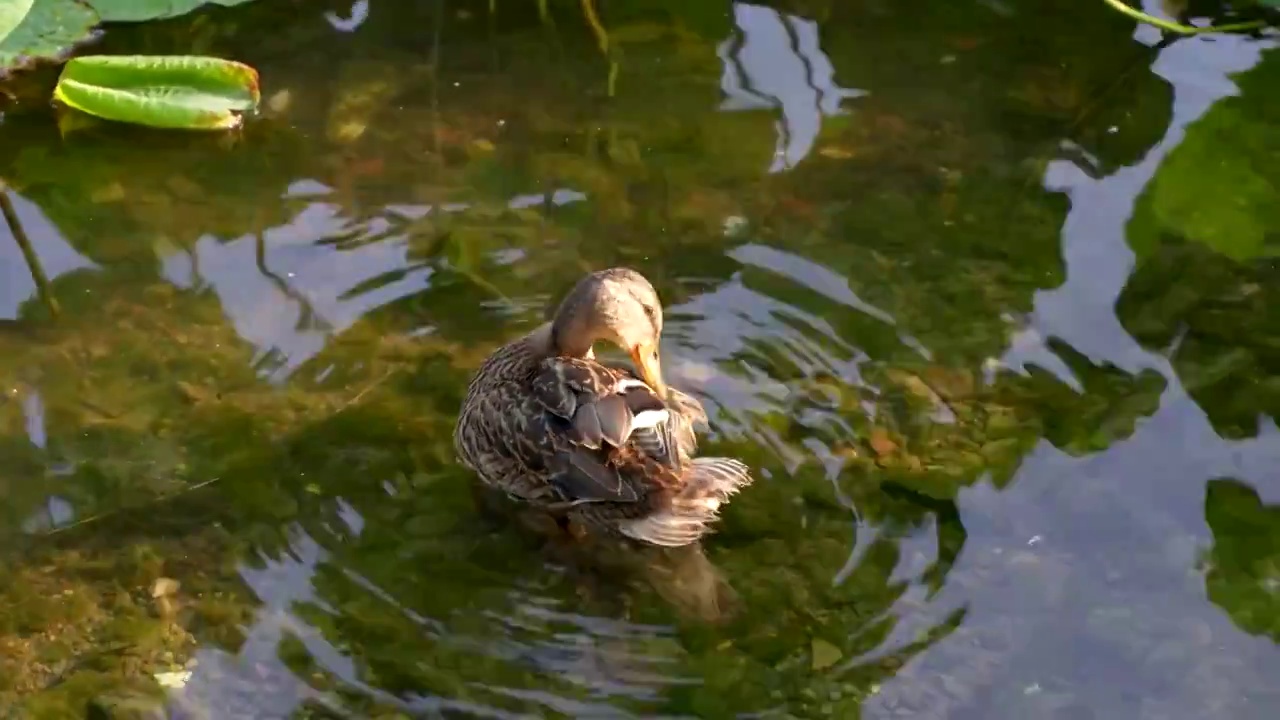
(618, 458, 754, 547)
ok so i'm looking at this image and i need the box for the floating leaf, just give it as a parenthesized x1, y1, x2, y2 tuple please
(0, 0, 263, 76)
(53, 54, 260, 130)
(0, 0, 97, 76)
(0, 0, 36, 45)
(87, 0, 258, 23)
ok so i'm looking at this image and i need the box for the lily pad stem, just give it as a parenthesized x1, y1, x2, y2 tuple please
(580, 0, 619, 97)
(1101, 0, 1264, 34)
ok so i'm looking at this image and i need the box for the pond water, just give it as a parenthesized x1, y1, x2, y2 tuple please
(2, 0, 1280, 717)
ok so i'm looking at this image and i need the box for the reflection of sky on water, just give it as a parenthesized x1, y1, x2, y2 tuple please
(2, 173, 582, 388)
(160, 185, 587, 382)
(1006, 33, 1276, 380)
(177, 512, 695, 717)
(661, 243, 940, 474)
(664, 273, 860, 472)
(184, 201, 434, 383)
(174, 514, 484, 718)
(0, 193, 98, 320)
(862, 31, 1280, 719)
(718, 2, 867, 173)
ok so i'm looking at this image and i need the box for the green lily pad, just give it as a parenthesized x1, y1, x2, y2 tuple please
(0, 0, 98, 76)
(0, 0, 262, 76)
(53, 54, 260, 130)
(86, 0, 257, 23)
(0, 0, 36, 45)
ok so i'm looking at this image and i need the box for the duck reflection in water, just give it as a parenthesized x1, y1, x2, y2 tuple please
(471, 479, 740, 624)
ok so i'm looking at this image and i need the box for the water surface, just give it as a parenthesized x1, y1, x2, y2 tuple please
(2, 0, 1280, 717)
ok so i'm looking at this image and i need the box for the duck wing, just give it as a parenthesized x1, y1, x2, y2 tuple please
(589, 358, 708, 466)
(528, 356, 681, 505)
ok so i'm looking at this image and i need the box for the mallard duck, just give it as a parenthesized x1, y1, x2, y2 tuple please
(453, 268, 754, 547)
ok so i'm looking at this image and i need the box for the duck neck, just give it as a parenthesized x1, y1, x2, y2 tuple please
(529, 322, 596, 360)
(548, 310, 599, 358)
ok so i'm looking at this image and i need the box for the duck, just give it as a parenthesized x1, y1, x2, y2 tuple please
(453, 267, 754, 547)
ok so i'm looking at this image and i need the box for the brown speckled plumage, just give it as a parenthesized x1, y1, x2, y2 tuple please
(452, 268, 754, 547)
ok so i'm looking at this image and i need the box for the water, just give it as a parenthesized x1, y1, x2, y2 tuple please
(2, 0, 1279, 716)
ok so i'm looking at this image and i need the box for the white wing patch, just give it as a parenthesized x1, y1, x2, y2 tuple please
(629, 408, 670, 430)
(615, 378, 652, 392)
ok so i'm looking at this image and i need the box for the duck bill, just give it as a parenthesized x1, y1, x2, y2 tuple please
(630, 342, 668, 398)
